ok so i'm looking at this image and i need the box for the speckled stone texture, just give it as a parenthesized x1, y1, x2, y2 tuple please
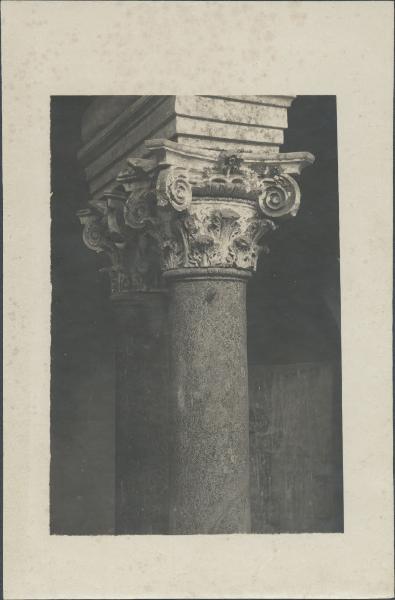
(111, 292, 169, 534)
(165, 269, 251, 534)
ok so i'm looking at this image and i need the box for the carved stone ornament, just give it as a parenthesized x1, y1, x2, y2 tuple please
(156, 167, 193, 211)
(77, 193, 162, 298)
(78, 141, 314, 289)
(121, 149, 309, 273)
(258, 172, 301, 219)
(156, 200, 275, 271)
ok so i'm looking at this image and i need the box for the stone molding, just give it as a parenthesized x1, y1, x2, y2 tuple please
(78, 139, 314, 293)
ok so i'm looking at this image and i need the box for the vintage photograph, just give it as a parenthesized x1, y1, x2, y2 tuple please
(3, 1, 393, 597)
(50, 95, 343, 535)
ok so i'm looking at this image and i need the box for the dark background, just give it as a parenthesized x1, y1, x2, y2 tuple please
(50, 96, 342, 534)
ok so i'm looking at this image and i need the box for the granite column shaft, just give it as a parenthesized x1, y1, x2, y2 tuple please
(165, 269, 251, 534)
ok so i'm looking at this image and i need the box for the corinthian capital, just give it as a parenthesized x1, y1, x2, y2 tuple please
(78, 139, 314, 289)
(77, 188, 162, 298)
(120, 140, 314, 274)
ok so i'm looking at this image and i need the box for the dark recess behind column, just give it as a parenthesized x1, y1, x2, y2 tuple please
(247, 96, 343, 532)
(50, 96, 116, 534)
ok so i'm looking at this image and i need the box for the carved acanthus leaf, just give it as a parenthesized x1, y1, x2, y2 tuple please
(155, 202, 276, 272)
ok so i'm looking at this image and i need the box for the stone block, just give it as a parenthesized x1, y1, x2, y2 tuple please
(175, 95, 288, 128)
(78, 95, 297, 203)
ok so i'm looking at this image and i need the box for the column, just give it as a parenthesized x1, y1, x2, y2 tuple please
(112, 293, 169, 534)
(121, 141, 314, 533)
(78, 190, 169, 534)
(166, 268, 251, 533)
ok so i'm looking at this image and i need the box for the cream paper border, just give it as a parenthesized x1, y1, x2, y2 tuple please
(2, 1, 394, 598)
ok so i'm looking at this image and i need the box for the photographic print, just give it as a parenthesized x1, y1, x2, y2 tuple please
(50, 95, 343, 535)
(3, 2, 393, 598)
